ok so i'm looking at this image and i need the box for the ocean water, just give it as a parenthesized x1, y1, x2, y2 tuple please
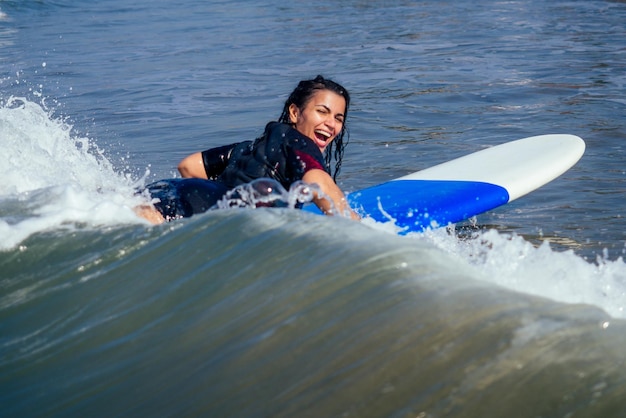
(1, 0, 626, 416)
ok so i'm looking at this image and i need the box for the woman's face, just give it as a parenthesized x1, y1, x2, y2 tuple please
(288, 89, 346, 153)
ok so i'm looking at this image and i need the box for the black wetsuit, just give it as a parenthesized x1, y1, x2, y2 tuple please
(147, 122, 328, 221)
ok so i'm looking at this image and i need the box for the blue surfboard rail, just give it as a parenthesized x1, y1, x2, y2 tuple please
(304, 179, 510, 233)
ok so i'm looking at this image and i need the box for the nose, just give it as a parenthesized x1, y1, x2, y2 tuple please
(324, 115, 337, 131)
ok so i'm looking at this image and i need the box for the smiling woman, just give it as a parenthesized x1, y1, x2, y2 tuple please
(137, 75, 358, 223)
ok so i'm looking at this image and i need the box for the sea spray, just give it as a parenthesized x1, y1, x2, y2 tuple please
(0, 98, 148, 249)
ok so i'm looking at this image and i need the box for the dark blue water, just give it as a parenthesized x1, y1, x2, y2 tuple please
(1, 0, 626, 416)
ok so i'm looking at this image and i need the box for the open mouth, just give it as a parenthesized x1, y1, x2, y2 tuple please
(314, 129, 332, 143)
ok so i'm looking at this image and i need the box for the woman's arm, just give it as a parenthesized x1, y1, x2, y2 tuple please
(178, 152, 208, 179)
(302, 169, 359, 220)
(179, 143, 240, 180)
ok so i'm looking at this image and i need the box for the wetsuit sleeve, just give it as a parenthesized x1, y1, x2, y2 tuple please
(201, 143, 240, 180)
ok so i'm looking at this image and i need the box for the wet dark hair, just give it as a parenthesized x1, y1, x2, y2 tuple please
(278, 75, 350, 181)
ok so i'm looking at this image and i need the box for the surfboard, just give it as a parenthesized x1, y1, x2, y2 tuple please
(304, 134, 585, 233)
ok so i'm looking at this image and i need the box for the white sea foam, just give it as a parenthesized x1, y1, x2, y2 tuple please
(415, 227, 626, 319)
(360, 215, 626, 319)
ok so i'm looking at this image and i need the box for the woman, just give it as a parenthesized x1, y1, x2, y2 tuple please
(137, 75, 358, 224)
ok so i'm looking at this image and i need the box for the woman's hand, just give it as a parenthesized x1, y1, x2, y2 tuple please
(302, 169, 359, 220)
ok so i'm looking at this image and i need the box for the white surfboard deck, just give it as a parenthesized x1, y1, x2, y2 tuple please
(398, 134, 585, 202)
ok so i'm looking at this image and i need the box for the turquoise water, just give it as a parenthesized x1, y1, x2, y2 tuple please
(1, 0, 626, 416)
